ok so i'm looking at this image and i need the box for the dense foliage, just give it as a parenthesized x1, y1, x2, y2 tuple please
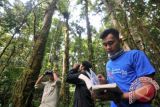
(0, 0, 160, 106)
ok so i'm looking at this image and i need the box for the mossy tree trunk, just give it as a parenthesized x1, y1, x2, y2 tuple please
(84, 0, 94, 63)
(60, 12, 70, 107)
(12, 0, 58, 107)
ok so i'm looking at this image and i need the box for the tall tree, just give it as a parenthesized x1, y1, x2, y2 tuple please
(84, 0, 94, 63)
(12, 0, 58, 107)
(60, 11, 70, 107)
(74, 24, 84, 61)
(56, 0, 70, 106)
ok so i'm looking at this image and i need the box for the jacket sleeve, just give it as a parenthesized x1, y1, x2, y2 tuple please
(66, 69, 84, 85)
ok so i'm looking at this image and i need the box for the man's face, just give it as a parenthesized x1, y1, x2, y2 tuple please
(102, 33, 121, 55)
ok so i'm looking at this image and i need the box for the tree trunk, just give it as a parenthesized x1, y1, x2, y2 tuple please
(78, 33, 82, 61)
(0, 46, 15, 78)
(60, 13, 70, 107)
(12, 0, 57, 107)
(84, 0, 94, 63)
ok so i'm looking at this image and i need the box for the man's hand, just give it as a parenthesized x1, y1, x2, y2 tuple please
(73, 63, 80, 71)
(97, 74, 106, 84)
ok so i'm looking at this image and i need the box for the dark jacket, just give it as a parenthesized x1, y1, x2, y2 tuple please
(66, 69, 95, 107)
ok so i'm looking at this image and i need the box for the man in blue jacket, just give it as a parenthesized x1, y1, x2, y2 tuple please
(98, 28, 157, 107)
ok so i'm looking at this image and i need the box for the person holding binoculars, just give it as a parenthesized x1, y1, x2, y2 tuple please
(35, 70, 61, 107)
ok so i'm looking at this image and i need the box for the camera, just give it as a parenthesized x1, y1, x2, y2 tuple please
(44, 70, 53, 75)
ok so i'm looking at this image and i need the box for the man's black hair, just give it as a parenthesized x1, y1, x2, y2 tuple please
(82, 61, 92, 72)
(100, 28, 119, 39)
